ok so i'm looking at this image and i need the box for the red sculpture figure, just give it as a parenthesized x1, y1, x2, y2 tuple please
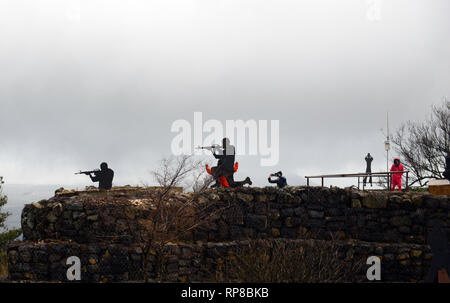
(206, 162, 239, 188)
(390, 158, 404, 191)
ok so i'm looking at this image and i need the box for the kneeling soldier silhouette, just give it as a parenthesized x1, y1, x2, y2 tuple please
(201, 138, 252, 188)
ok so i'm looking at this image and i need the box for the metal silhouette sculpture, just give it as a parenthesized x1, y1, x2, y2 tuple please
(76, 162, 114, 190)
(268, 171, 287, 188)
(363, 153, 373, 187)
(201, 138, 252, 188)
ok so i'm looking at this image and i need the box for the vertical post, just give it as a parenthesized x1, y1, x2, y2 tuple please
(321, 177, 324, 187)
(387, 150, 389, 175)
(307, 178, 309, 187)
(406, 171, 409, 190)
(387, 172, 391, 191)
(358, 176, 360, 190)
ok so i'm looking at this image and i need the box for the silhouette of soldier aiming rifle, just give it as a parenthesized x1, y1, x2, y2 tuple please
(200, 138, 252, 188)
(76, 162, 114, 190)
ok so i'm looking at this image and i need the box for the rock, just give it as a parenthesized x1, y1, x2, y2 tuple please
(352, 199, 361, 208)
(45, 212, 57, 223)
(87, 215, 98, 221)
(285, 217, 302, 227)
(237, 193, 253, 203)
(256, 195, 267, 202)
(271, 228, 280, 237)
(280, 208, 294, 217)
(280, 227, 297, 237)
(398, 226, 411, 234)
(48, 254, 60, 263)
(66, 201, 84, 211)
(375, 246, 383, 255)
(390, 216, 412, 227)
(390, 195, 403, 204)
(31, 202, 43, 209)
(411, 250, 422, 258)
(361, 193, 387, 208)
(166, 262, 178, 273)
(246, 214, 267, 231)
(424, 196, 440, 209)
(8, 250, 18, 264)
(309, 210, 324, 219)
(396, 253, 409, 260)
(181, 247, 193, 259)
(268, 210, 280, 221)
(116, 219, 127, 231)
(411, 195, 423, 207)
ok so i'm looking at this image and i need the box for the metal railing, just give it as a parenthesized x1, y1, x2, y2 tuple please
(305, 171, 410, 190)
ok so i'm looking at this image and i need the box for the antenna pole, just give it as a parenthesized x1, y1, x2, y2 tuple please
(387, 111, 389, 173)
(384, 111, 391, 190)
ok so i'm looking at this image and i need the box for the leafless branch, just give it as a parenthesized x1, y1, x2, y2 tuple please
(392, 99, 449, 187)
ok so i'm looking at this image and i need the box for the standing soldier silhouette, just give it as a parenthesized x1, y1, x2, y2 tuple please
(87, 162, 114, 190)
(363, 153, 373, 187)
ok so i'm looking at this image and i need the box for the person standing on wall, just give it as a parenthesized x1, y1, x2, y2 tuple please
(390, 158, 404, 191)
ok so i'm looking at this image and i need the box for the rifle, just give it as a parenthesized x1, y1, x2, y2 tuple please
(75, 170, 100, 175)
(196, 144, 220, 151)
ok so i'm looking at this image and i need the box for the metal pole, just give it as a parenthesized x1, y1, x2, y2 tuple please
(387, 172, 390, 191)
(386, 146, 390, 181)
(321, 177, 324, 187)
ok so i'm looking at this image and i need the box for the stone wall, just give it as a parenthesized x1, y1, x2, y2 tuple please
(21, 187, 450, 244)
(7, 239, 432, 282)
(8, 186, 450, 282)
(193, 187, 449, 244)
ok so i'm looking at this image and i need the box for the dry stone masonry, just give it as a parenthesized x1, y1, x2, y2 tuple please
(7, 186, 450, 282)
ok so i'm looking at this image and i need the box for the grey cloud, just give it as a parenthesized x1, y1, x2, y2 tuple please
(0, 0, 449, 188)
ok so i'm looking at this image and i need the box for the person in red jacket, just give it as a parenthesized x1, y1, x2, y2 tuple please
(390, 158, 404, 191)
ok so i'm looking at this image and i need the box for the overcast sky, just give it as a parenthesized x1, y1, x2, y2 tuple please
(0, 0, 449, 189)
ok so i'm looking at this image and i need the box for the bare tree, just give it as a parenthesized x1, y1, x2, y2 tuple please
(392, 99, 449, 187)
(151, 155, 213, 192)
(218, 238, 364, 283)
(136, 155, 226, 281)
